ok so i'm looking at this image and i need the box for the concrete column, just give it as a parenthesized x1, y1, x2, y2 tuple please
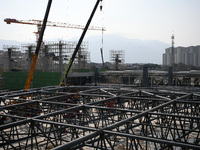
(8, 48, 12, 71)
(142, 67, 148, 87)
(168, 67, 173, 86)
(59, 42, 63, 81)
(43, 45, 49, 72)
(94, 68, 99, 85)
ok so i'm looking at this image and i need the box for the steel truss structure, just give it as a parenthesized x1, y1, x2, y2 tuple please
(1, 85, 200, 149)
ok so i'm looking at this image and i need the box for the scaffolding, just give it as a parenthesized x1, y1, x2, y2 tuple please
(74, 43, 90, 70)
(1, 41, 90, 89)
(2, 45, 21, 72)
(0, 85, 200, 149)
(2, 41, 90, 73)
(109, 50, 125, 70)
(21, 41, 90, 72)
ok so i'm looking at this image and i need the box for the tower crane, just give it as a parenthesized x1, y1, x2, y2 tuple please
(4, 0, 104, 91)
(4, 18, 105, 41)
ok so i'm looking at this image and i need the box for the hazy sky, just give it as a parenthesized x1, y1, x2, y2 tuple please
(0, 0, 200, 47)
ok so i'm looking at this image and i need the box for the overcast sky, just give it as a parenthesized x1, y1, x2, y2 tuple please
(0, 0, 200, 47)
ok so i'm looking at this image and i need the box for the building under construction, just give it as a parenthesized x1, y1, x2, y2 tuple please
(109, 50, 125, 70)
(1, 41, 90, 89)
(3, 41, 90, 72)
(1, 0, 200, 148)
(1, 39, 200, 150)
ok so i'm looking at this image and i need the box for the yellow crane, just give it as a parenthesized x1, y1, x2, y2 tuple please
(4, 16, 105, 90)
(4, 0, 104, 91)
(4, 18, 105, 41)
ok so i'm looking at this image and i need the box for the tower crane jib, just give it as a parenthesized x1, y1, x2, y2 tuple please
(4, 18, 106, 41)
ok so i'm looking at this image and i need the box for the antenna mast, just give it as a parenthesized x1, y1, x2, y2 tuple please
(171, 34, 175, 67)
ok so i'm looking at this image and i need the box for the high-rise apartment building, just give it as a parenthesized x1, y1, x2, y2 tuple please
(163, 46, 200, 67)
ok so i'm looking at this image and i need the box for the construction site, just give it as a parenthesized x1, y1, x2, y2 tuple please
(1, 85, 200, 150)
(1, 40, 90, 89)
(1, 0, 200, 150)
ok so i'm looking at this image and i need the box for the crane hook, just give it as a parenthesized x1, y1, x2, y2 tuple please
(100, 0, 103, 11)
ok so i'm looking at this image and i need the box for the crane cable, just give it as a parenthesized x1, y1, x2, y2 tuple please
(65, 0, 69, 39)
(59, 0, 102, 86)
(100, 0, 104, 66)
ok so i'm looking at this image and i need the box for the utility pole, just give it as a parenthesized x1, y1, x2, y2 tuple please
(168, 34, 175, 86)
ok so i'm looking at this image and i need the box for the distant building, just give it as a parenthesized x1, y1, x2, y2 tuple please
(0, 50, 3, 68)
(163, 46, 200, 67)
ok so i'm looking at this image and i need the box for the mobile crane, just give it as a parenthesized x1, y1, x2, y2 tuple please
(4, 0, 105, 90)
(59, 0, 104, 86)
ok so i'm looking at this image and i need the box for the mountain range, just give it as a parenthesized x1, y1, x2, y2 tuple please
(0, 34, 170, 64)
(0, 39, 22, 49)
(84, 35, 170, 64)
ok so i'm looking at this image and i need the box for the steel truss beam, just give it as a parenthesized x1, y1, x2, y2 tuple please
(1, 85, 200, 149)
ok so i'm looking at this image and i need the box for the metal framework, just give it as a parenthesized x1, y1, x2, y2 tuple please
(109, 50, 125, 70)
(4, 18, 105, 31)
(2, 45, 21, 72)
(1, 85, 200, 149)
(4, 18, 106, 42)
(100, 70, 200, 87)
(2, 41, 90, 73)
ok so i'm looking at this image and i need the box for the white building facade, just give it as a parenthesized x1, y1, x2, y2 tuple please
(163, 46, 200, 67)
